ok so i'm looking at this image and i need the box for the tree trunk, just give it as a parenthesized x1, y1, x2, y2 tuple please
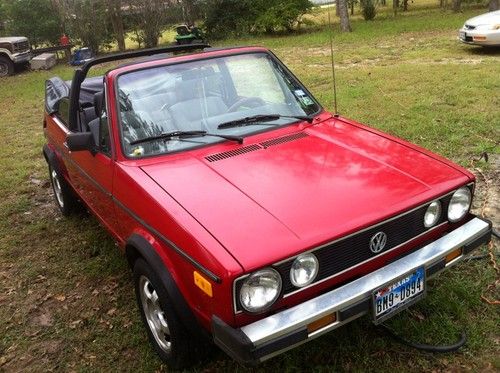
(452, 0, 461, 12)
(108, 0, 126, 51)
(337, 0, 351, 32)
(336, 2, 340, 16)
(403, 0, 408, 11)
(350, 1, 354, 15)
(489, 0, 499, 11)
(393, 0, 399, 15)
(183, 0, 196, 25)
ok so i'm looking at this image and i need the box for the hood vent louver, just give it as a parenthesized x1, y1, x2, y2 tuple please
(259, 132, 308, 148)
(205, 144, 262, 162)
(205, 132, 309, 162)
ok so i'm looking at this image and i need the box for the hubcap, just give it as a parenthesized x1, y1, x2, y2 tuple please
(51, 169, 64, 208)
(139, 275, 171, 353)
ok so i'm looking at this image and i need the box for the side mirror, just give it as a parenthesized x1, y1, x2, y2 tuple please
(66, 132, 96, 154)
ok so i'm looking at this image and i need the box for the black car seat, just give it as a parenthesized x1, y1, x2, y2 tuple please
(87, 91, 104, 146)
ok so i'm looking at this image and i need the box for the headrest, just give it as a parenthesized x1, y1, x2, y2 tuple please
(94, 91, 104, 117)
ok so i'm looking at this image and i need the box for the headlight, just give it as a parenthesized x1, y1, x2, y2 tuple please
(290, 253, 319, 287)
(448, 187, 471, 222)
(239, 268, 282, 313)
(424, 201, 441, 228)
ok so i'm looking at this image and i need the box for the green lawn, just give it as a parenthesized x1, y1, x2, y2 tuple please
(0, 5, 499, 372)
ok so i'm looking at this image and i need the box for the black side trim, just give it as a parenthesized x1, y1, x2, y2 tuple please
(339, 299, 370, 321)
(116, 198, 221, 283)
(126, 234, 211, 341)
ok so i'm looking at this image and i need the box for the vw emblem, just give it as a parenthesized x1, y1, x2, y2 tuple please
(370, 232, 387, 253)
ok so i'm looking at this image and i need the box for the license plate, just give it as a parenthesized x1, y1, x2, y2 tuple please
(372, 267, 425, 324)
(459, 31, 466, 40)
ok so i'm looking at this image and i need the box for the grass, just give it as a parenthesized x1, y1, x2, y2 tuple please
(0, 4, 499, 372)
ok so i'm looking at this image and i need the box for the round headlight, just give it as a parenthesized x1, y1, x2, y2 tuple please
(448, 187, 472, 222)
(424, 201, 441, 228)
(290, 253, 319, 287)
(239, 268, 282, 313)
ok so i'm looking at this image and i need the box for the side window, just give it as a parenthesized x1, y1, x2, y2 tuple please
(99, 112, 112, 156)
(56, 97, 70, 126)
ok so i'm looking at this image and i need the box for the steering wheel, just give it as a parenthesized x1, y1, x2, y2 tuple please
(227, 97, 266, 113)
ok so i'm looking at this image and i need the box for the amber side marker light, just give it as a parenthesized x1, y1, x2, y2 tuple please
(194, 271, 213, 297)
(307, 313, 337, 334)
(445, 248, 462, 264)
(473, 36, 487, 41)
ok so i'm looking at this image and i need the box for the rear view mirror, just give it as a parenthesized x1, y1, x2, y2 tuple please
(66, 132, 96, 155)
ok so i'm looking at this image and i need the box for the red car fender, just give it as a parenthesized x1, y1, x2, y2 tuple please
(125, 230, 212, 341)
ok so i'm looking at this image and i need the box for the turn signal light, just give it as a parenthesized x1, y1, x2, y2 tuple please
(194, 271, 213, 297)
(307, 313, 337, 334)
(473, 36, 487, 41)
(445, 248, 462, 264)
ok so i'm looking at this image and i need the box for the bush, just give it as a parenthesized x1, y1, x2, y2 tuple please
(360, 0, 377, 20)
(204, 0, 312, 39)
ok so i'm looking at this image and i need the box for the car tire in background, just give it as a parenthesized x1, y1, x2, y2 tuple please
(0, 56, 14, 77)
(133, 258, 200, 369)
(48, 164, 81, 216)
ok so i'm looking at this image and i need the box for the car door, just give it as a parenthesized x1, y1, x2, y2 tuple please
(66, 87, 120, 238)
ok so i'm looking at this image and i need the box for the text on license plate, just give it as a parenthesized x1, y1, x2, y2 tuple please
(373, 267, 425, 323)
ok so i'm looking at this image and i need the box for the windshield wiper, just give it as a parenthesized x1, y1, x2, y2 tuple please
(129, 130, 243, 146)
(217, 114, 313, 130)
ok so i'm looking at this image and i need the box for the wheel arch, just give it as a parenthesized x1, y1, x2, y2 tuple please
(125, 233, 211, 341)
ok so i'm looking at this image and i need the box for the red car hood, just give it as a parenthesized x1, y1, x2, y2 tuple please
(141, 118, 470, 271)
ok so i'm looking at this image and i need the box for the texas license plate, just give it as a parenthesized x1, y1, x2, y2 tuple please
(372, 267, 425, 324)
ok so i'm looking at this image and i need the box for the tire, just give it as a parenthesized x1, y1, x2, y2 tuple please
(48, 164, 80, 216)
(0, 56, 14, 77)
(133, 259, 199, 369)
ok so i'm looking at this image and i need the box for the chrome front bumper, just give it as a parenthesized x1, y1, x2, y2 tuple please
(13, 51, 31, 63)
(212, 217, 492, 364)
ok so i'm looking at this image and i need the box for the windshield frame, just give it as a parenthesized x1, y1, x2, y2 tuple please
(113, 49, 323, 160)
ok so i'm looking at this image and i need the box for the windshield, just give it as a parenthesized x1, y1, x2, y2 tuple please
(117, 52, 321, 157)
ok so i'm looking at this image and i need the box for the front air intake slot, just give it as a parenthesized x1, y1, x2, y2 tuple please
(205, 144, 262, 162)
(260, 132, 308, 148)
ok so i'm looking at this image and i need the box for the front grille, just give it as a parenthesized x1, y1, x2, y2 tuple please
(14, 41, 30, 52)
(465, 36, 473, 42)
(275, 194, 455, 295)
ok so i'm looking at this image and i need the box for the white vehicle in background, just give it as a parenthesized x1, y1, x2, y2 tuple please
(0, 36, 31, 77)
(459, 10, 500, 47)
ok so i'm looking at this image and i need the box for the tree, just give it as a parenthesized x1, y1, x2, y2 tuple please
(452, 0, 461, 12)
(107, 0, 126, 51)
(128, 0, 173, 48)
(4, 0, 62, 47)
(337, 0, 351, 32)
(489, 0, 499, 11)
(65, 0, 112, 53)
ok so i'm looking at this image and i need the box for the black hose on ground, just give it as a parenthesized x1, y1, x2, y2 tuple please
(492, 228, 500, 240)
(379, 323, 467, 353)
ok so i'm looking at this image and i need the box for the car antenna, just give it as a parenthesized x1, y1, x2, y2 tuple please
(327, 4, 339, 117)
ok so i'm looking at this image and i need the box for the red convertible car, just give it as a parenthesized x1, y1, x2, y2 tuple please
(43, 44, 492, 368)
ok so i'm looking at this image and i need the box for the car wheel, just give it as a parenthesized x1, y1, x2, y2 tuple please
(133, 259, 196, 369)
(49, 164, 80, 216)
(0, 56, 14, 77)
